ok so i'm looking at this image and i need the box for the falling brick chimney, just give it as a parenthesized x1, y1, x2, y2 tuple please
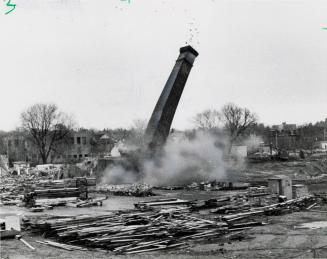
(145, 46, 199, 151)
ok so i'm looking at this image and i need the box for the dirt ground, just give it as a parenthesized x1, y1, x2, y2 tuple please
(1, 160, 327, 259)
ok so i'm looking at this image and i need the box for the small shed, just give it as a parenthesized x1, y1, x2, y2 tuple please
(268, 175, 292, 200)
(292, 184, 309, 199)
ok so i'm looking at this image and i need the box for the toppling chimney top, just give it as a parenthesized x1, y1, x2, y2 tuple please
(180, 45, 199, 56)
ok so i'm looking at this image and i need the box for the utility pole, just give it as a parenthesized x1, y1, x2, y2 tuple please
(275, 131, 278, 149)
(272, 130, 278, 149)
(270, 130, 278, 149)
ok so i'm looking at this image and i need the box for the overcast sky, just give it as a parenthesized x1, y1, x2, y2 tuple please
(1, 0, 327, 131)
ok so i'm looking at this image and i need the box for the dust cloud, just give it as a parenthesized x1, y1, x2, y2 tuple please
(101, 131, 227, 186)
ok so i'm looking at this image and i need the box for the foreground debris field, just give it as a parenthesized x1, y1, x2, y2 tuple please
(1, 159, 327, 258)
(24, 195, 318, 255)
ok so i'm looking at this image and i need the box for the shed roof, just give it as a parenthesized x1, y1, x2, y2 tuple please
(268, 174, 291, 180)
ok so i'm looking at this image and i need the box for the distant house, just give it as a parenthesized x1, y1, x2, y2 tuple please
(4, 133, 38, 163)
(272, 122, 297, 135)
(67, 130, 92, 161)
(99, 134, 114, 150)
(89, 133, 115, 158)
(4, 129, 93, 164)
(314, 140, 327, 150)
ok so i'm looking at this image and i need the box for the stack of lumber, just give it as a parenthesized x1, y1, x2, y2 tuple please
(0, 175, 94, 207)
(23, 177, 95, 207)
(135, 198, 191, 209)
(36, 180, 75, 189)
(29, 196, 107, 209)
(0, 192, 24, 206)
(24, 188, 83, 207)
(35, 178, 95, 189)
(33, 188, 81, 198)
(247, 186, 271, 197)
(67, 197, 107, 208)
(190, 193, 247, 211)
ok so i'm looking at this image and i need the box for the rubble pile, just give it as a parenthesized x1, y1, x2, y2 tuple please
(96, 183, 154, 197)
(32, 167, 63, 179)
(156, 181, 250, 191)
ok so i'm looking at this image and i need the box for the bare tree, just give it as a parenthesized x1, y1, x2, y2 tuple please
(21, 103, 75, 164)
(221, 103, 258, 147)
(193, 109, 222, 130)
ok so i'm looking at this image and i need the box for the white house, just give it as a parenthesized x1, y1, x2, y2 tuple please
(315, 141, 327, 150)
(231, 145, 248, 158)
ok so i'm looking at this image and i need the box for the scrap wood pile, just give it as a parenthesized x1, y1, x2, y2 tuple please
(0, 173, 65, 206)
(217, 196, 317, 224)
(135, 198, 192, 210)
(0, 192, 24, 206)
(24, 182, 105, 210)
(190, 194, 317, 216)
(96, 183, 154, 197)
(27, 196, 108, 212)
(24, 195, 319, 254)
(0, 173, 98, 209)
(247, 186, 271, 197)
(0, 173, 40, 206)
(25, 209, 231, 254)
(190, 193, 248, 211)
(67, 196, 107, 208)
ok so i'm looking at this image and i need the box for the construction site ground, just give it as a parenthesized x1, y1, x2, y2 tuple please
(1, 159, 327, 259)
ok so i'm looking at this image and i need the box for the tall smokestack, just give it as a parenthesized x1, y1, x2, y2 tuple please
(145, 45, 199, 151)
(324, 118, 327, 141)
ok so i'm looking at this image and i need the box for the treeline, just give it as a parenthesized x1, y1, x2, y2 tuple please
(0, 103, 326, 165)
(246, 122, 327, 150)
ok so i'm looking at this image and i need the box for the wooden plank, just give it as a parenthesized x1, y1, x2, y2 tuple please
(36, 240, 72, 251)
